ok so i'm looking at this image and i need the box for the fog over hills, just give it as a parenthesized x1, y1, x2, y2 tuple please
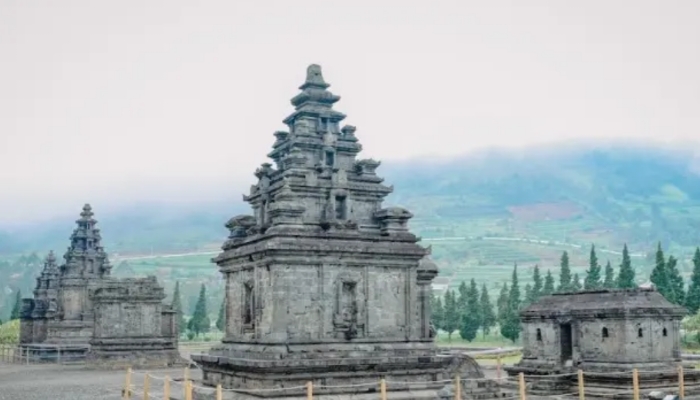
(3, 143, 700, 258)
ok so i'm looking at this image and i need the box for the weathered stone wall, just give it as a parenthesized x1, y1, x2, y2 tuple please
(161, 310, 176, 339)
(58, 285, 83, 321)
(521, 321, 559, 361)
(224, 258, 421, 343)
(93, 295, 162, 338)
(32, 319, 47, 343)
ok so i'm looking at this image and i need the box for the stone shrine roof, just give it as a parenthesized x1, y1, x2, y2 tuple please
(521, 288, 686, 319)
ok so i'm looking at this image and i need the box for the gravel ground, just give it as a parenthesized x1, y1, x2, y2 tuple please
(0, 363, 200, 400)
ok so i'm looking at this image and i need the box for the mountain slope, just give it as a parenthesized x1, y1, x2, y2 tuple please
(2, 144, 700, 313)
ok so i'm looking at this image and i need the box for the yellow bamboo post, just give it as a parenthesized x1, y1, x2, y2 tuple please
(380, 378, 387, 400)
(184, 366, 189, 382)
(679, 365, 685, 400)
(518, 372, 526, 400)
(143, 373, 150, 400)
(123, 367, 132, 400)
(163, 376, 170, 400)
(632, 368, 640, 400)
(185, 380, 193, 400)
(454, 374, 461, 400)
(577, 369, 584, 400)
(306, 381, 313, 400)
(217, 383, 223, 400)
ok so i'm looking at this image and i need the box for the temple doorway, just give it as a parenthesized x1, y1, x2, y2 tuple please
(560, 323, 573, 363)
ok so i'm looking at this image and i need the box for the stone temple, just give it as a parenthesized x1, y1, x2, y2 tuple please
(508, 288, 700, 397)
(19, 204, 180, 368)
(193, 65, 495, 400)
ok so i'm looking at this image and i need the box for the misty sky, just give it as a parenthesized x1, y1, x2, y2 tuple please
(1, 1, 699, 224)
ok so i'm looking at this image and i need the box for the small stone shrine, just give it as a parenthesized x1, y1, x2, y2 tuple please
(508, 288, 700, 397)
(19, 204, 179, 368)
(192, 65, 497, 400)
(86, 276, 180, 368)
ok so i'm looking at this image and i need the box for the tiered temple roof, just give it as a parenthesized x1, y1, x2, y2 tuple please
(223, 64, 397, 250)
(30, 251, 60, 319)
(61, 204, 112, 278)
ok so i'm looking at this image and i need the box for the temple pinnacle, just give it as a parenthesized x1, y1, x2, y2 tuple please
(300, 64, 329, 90)
(80, 203, 94, 219)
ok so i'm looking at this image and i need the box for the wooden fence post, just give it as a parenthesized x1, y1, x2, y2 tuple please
(163, 376, 170, 400)
(577, 369, 584, 400)
(123, 367, 132, 400)
(632, 368, 639, 400)
(217, 383, 223, 400)
(454, 374, 461, 400)
(143, 373, 150, 400)
(679, 365, 685, 400)
(380, 378, 387, 400)
(518, 372, 526, 400)
(306, 381, 313, 400)
(185, 380, 193, 400)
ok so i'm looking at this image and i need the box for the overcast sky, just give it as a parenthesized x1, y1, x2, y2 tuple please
(1, 0, 699, 224)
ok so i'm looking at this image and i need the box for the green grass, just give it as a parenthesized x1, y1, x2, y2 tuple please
(435, 330, 518, 348)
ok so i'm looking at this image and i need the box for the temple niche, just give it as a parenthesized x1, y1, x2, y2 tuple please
(193, 65, 497, 400)
(19, 204, 179, 368)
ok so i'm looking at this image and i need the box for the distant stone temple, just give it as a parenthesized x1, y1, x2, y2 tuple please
(192, 65, 496, 400)
(19, 204, 179, 368)
(508, 288, 700, 396)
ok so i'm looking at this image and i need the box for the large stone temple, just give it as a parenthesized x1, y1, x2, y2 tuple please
(19, 204, 180, 368)
(192, 65, 493, 399)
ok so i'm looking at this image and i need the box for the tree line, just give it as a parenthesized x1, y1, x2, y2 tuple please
(431, 244, 700, 343)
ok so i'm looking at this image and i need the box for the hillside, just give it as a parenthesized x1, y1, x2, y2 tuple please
(2, 145, 700, 315)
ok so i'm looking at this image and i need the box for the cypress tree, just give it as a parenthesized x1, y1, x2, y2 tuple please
(685, 247, 700, 314)
(584, 245, 602, 289)
(543, 270, 555, 295)
(442, 290, 460, 341)
(457, 281, 469, 318)
(603, 260, 615, 288)
(188, 284, 211, 337)
(216, 298, 226, 332)
(532, 265, 543, 301)
(9, 290, 21, 320)
(431, 292, 445, 331)
(667, 255, 685, 306)
(497, 282, 510, 327)
(651, 243, 672, 300)
(524, 283, 533, 306)
(558, 251, 572, 291)
(571, 274, 582, 291)
(171, 281, 186, 334)
(480, 283, 496, 337)
(459, 279, 481, 342)
(501, 265, 521, 342)
(617, 244, 636, 289)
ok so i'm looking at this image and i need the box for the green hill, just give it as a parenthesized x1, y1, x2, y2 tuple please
(2, 144, 700, 315)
